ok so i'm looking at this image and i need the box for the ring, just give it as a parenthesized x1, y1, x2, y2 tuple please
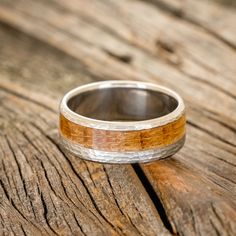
(59, 80, 186, 163)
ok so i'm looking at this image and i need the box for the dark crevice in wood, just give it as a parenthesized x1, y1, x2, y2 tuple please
(103, 49, 132, 64)
(28, 123, 119, 233)
(156, 40, 176, 54)
(5, 152, 51, 234)
(125, 214, 143, 236)
(15, 127, 90, 226)
(83, 164, 96, 188)
(0, 3, 235, 234)
(210, 203, 227, 231)
(187, 121, 236, 148)
(43, 135, 121, 236)
(5, 135, 40, 223)
(51, 0, 236, 86)
(1, 160, 11, 195)
(102, 166, 126, 218)
(5, 136, 28, 199)
(20, 225, 27, 236)
(44, 1, 236, 92)
(72, 212, 86, 236)
(213, 171, 236, 186)
(189, 206, 197, 235)
(188, 151, 236, 192)
(40, 192, 59, 236)
(62, 215, 73, 234)
(11, 200, 33, 229)
(29, 198, 37, 220)
(2, 10, 236, 110)
(39, 160, 62, 202)
(142, 0, 184, 17)
(140, 0, 236, 50)
(0, 179, 11, 201)
(12, 177, 24, 207)
(209, 219, 221, 236)
(132, 164, 174, 234)
(9, 226, 17, 236)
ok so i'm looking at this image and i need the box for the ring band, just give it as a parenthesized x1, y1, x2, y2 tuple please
(59, 81, 186, 163)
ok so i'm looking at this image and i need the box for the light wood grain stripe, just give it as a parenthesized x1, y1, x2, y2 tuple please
(60, 114, 186, 152)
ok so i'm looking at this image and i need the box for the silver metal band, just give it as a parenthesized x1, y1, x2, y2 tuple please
(59, 80, 186, 163)
(60, 135, 185, 163)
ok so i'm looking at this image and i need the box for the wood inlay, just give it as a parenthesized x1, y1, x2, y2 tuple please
(60, 114, 186, 151)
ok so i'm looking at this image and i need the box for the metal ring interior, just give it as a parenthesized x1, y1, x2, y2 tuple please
(59, 80, 186, 163)
(60, 80, 185, 131)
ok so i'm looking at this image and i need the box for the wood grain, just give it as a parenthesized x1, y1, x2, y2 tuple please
(0, 0, 235, 235)
(0, 24, 170, 236)
(60, 114, 186, 151)
(143, 0, 236, 48)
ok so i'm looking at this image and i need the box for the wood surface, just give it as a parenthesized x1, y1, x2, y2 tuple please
(0, 0, 235, 235)
(60, 114, 186, 151)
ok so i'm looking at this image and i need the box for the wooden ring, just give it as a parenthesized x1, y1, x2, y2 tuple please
(59, 81, 186, 163)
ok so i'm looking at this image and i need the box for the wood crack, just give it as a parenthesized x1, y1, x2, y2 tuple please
(0, 179, 11, 201)
(101, 166, 143, 235)
(20, 225, 27, 236)
(102, 166, 125, 217)
(102, 49, 132, 64)
(209, 219, 221, 236)
(5, 136, 28, 200)
(26, 123, 122, 234)
(132, 164, 174, 234)
(39, 192, 59, 236)
(72, 212, 86, 236)
(41, 135, 123, 235)
(0, 2, 236, 234)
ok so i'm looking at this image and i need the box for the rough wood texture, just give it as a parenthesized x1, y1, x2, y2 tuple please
(0, 0, 235, 235)
(144, 0, 236, 48)
(0, 25, 169, 236)
(60, 114, 186, 151)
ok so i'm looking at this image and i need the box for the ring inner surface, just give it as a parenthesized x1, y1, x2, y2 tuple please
(67, 87, 178, 121)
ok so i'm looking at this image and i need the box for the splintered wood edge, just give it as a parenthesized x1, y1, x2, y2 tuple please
(59, 113, 186, 152)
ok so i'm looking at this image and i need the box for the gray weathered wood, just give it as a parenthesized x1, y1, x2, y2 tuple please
(0, 24, 169, 236)
(142, 0, 236, 48)
(0, 0, 236, 235)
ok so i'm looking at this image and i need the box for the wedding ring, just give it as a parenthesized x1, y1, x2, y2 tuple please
(59, 80, 186, 163)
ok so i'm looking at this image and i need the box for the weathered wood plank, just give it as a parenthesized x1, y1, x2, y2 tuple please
(1, 0, 235, 118)
(142, 159, 236, 236)
(142, 0, 236, 48)
(0, 24, 170, 236)
(0, 0, 236, 235)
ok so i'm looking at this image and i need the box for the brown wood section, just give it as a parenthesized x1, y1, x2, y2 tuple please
(60, 114, 186, 151)
(0, 0, 236, 235)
